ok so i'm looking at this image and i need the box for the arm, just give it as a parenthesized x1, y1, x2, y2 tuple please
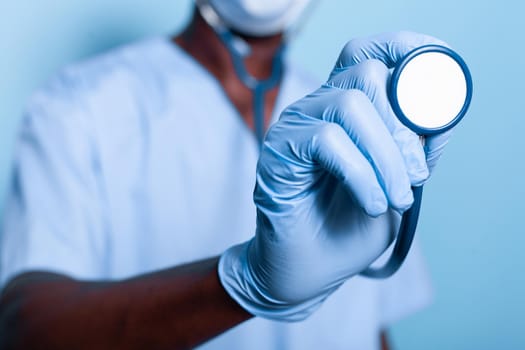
(381, 331, 391, 350)
(0, 257, 252, 350)
(0, 69, 250, 349)
(1, 31, 447, 348)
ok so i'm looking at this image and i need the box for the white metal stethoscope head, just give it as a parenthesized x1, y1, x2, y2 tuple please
(390, 45, 473, 136)
(361, 45, 472, 278)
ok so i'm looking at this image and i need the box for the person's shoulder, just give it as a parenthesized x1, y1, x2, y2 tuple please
(40, 37, 171, 97)
(26, 37, 178, 124)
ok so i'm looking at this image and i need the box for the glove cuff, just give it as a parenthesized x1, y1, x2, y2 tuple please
(218, 241, 328, 322)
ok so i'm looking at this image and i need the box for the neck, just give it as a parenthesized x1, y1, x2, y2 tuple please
(174, 8, 284, 81)
(172, 7, 284, 134)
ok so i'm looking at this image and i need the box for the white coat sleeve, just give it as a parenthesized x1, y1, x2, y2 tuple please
(0, 71, 108, 288)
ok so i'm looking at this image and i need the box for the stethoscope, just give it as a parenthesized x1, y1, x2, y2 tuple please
(361, 45, 473, 278)
(197, 1, 286, 146)
(216, 31, 285, 145)
(198, 2, 474, 279)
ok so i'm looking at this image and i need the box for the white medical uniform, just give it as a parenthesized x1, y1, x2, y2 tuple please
(0, 37, 433, 349)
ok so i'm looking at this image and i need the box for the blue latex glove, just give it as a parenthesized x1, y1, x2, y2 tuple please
(219, 32, 452, 321)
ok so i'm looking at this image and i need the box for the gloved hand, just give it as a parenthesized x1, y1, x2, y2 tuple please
(219, 31, 452, 321)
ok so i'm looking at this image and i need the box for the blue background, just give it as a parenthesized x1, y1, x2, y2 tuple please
(1, 1, 523, 349)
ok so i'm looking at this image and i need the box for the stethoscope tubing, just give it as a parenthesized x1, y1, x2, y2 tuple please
(360, 186, 424, 278)
(208, 9, 470, 281)
(217, 30, 285, 147)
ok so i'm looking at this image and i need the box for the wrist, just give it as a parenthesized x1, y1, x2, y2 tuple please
(218, 240, 329, 322)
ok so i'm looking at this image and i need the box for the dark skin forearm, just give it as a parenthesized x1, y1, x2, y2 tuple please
(381, 330, 391, 350)
(0, 257, 252, 350)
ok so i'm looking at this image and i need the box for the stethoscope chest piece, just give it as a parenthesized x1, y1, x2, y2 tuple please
(390, 45, 473, 136)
